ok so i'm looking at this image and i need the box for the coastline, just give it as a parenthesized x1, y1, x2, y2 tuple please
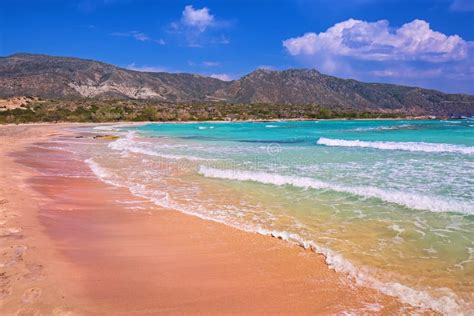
(1, 123, 419, 314)
(0, 114, 457, 129)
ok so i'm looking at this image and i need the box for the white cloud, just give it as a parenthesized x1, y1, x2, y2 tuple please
(169, 5, 230, 47)
(131, 31, 149, 41)
(371, 67, 443, 79)
(282, 18, 474, 94)
(111, 31, 165, 45)
(210, 35, 230, 45)
(258, 65, 276, 70)
(210, 73, 232, 81)
(450, 0, 474, 12)
(283, 19, 469, 63)
(126, 63, 166, 73)
(182, 5, 214, 32)
(188, 61, 221, 67)
(203, 61, 220, 67)
(111, 31, 149, 41)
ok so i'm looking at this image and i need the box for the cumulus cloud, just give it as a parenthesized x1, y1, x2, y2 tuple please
(283, 18, 474, 93)
(169, 5, 230, 47)
(210, 73, 232, 81)
(182, 5, 214, 32)
(283, 19, 468, 63)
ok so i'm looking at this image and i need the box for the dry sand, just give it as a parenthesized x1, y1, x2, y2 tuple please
(0, 124, 414, 315)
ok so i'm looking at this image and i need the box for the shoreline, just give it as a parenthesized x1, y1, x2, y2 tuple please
(1, 124, 419, 314)
(0, 115, 464, 129)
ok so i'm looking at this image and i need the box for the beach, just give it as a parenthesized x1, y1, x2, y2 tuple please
(3, 1, 474, 313)
(0, 123, 416, 314)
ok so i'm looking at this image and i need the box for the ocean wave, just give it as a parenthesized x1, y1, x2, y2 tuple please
(93, 125, 117, 131)
(108, 132, 215, 161)
(351, 124, 413, 132)
(239, 139, 305, 144)
(265, 124, 279, 128)
(85, 158, 112, 179)
(84, 158, 468, 314)
(198, 126, 214, 130)
(255, 229, 464, 315)
(317, 137, 474, 154)
(93, 123, 142, 131)
(198, 166, 473, 215)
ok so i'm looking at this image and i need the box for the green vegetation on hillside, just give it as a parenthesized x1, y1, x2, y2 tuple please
(0, 98, 407, 124)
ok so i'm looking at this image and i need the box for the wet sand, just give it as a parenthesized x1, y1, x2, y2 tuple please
(0, 124, 412, 314)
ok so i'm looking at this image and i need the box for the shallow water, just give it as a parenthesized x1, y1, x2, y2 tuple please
(73, 120, 473, 314)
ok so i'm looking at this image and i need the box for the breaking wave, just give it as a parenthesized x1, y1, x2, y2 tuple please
(351, 124, 414, 132)
(317, 137, 474, 155)
(108, 132, 214, 161)
(198, 166, 473, 215)
(84, 158, 468, 314)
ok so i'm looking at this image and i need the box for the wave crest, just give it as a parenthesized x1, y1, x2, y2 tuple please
(84, 158, 469, 314)
(198, 166, 473, 215)
(108, 132, 214, 161)
(317, 137, 474, 154)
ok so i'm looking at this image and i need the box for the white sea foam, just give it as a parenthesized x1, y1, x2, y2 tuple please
(93, 125, 116, 131)
(265, 124, 279, 128)
(351, 124, 412, 132)
(254, 229, 464, 315)
(108, 132, 214, 161)
(317, 137, 474, 155)
(93, 123, 142, 131)
(84, 158, 111, 179)
(84, 158, 468, 314)
(198, 166, 473, 215)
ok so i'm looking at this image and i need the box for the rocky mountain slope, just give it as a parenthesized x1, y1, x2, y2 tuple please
(0, 53, 227, 101)
(1, 53, 473, 116)
(216, 69, 474, 116)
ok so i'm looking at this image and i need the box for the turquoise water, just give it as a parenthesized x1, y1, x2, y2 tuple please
(84, 120, 473, 314)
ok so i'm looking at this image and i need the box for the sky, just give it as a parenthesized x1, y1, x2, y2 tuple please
(1, 0, 474, 94)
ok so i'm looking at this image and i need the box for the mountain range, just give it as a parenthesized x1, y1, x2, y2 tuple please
(1, 53, 473, 116)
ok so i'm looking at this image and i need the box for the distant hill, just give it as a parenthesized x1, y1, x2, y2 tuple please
(1, 53, 473, 116)
(0, 53, 228, 101)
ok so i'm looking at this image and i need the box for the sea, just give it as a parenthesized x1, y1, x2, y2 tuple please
(71, 119, 473, 314)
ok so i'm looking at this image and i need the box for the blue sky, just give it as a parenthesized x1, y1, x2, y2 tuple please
(1, 0, 473, 94)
